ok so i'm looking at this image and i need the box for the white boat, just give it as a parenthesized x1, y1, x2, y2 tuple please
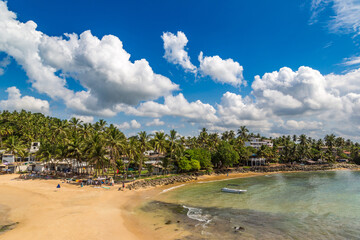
(221, 187, 247, 194)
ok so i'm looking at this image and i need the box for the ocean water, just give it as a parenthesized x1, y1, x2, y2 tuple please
(142, 171, 360, 239)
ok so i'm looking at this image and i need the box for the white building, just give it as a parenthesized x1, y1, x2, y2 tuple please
(245, 138, 273, 150)
(29, 142, 40, 153)
(2, 154, 15, 164)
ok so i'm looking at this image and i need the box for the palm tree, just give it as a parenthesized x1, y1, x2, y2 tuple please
(5, 136, 25, 157)
(0, 126, 13, 148)
(88, 133, 109, 176)
(198, 128, 209, 149)
(123, 137, 139, 179)
(298, 134, 310, 160)
(237, 126, 249, 141)
(67, 135, 86, 174)
(137, 131, 151, 177)
(153, 132, 167, 155)
(167, 129, 178, 161)
(152, 132, 168, 174)
(106, 125, 126, 173)
(324, 134, 336, 161)
(208, 133, 220, 151)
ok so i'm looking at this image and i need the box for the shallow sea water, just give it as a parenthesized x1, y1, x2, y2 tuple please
(141, 171, 360, 239)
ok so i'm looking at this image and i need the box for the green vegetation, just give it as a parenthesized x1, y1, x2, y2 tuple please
(0, 111, 359, 178)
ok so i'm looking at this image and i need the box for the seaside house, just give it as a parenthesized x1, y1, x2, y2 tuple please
(2, 153, 15, 164)
(245, 138, 273, 150)
(246, 153, 267, 166)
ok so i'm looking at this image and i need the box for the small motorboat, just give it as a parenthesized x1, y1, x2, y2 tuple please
(221, 187, 247, 194)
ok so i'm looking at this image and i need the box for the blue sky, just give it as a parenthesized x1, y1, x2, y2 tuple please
(0, 0, 360, 139)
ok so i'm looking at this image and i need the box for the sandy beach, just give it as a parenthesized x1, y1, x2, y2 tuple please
(0, 172, 270, 240)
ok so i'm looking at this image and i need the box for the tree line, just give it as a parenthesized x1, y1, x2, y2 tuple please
(0, 110, 359, 177)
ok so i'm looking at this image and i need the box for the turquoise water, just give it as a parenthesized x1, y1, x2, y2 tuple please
(145, 171, 360, 239)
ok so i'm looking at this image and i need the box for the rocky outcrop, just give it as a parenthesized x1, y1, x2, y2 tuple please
(126, 175, 198, 190)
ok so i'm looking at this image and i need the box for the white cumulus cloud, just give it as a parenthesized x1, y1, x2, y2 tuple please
(198, 52, 244, 87)
(252, 66, 342, 116)
(115, 119, 141, 130)
(121, 93, 218, 123)
(162, 31, 196, 72)
(0, 87, 49, 114)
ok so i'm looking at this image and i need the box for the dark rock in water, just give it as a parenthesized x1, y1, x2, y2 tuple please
(165, 220, 172, 225)
(177, 220, 180, 223)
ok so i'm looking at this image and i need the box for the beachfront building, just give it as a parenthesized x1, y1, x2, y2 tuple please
(144, 150, 165, 164)
(245, 138, 273, 150)
(2, 153, 15, 164)
(246, 157, 267, 166)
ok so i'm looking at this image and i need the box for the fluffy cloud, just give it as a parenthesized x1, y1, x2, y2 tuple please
(162, 31, 196, 72)
(162, 31, 245, 87)
(217, 92, 267, 121)
(115, 119, 141, 130)
(121, 93, 218, 123)
(0, 2, 178, 117)
(326, 68, 360, 94)
(212, 92, 272, 131)
(252, 66, 342, 116)
(198, 52, 244, 87)
(0, 87, 49, 114)
(146, 118, 165, 127)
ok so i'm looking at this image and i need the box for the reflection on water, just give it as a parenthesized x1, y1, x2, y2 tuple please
(142, 171, 360, 239)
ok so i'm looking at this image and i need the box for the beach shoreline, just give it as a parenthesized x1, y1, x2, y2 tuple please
(0, 168, 359, 240)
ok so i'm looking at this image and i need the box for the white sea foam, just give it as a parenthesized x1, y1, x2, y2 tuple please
(183, 206, 211, 223)
(160, 184, 186, 194)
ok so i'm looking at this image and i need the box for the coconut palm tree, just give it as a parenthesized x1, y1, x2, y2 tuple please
(167, 129, 179, 161)
(137, 131, 151, 177)
(0, 126, 13, 148)
(153, 132, 167, 155)
(237, 126, 249, 141)
(324, 134, 336, 161)
(298, 134, 310, 160)
(88, 133, 109, 176)
(123, 137, 139, 179)
(198, 128, 209, 149)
